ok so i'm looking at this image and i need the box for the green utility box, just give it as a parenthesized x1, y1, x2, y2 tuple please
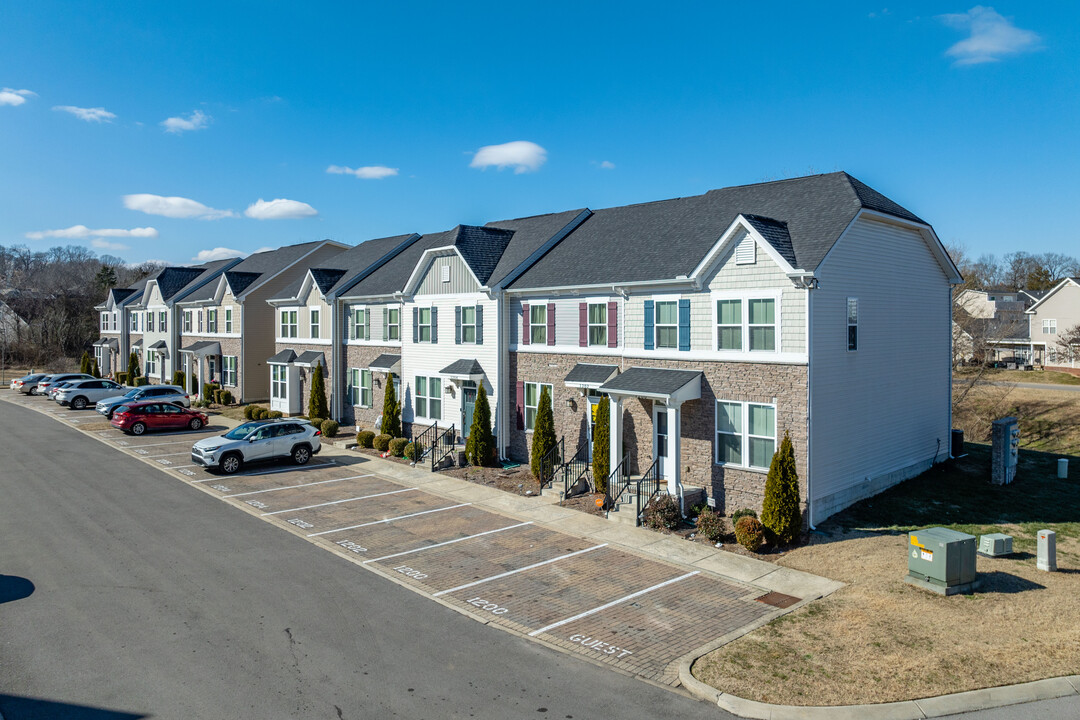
(904, 527, 980, 595)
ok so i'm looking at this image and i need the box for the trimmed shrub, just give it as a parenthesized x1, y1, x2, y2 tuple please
(321, 419, 339, 438)
(220, 390, 233, 405)
(267, 410, 282, 419)
(202, 383, 215, 401)
(760, 430, 801, 546)
(735, 516, 765, 553)
(466, 382, 494, 466)
(592, 397, 610, 493)
(389, 437, 408, 457)
(243, 404, 257, 420)
(381, 372, 401, 438)
(373, 433, 392, 452)
(694, 506, 726, 542)
(308, 364, 328, 422)
(133, 376, 149, 387)
(732, 508, 757, 525)
(403, 442, 419, 462)
(116, 371, 128, 385)
(80, 351, 91, 375)
(643, 493, 681, 531)
(529, 386, 556, 480)
(90, 358, 100, 378)
(356, 430, 375, 448)
(127, 351, 140, 380)
(172, 370, 185, 388)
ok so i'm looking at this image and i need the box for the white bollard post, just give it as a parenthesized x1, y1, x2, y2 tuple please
(1037, 530, 1057, 572)
(1058, 458, 1069, 479)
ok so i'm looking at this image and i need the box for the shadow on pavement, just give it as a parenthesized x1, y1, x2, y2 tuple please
(0, 575, 34, 604)
(0, 694, 146, 719)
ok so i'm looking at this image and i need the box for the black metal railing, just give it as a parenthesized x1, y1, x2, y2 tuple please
(412, 421, 439, 463)
(429, 423, 456, 471)
(538, 437, 564, 488)
(635, 457, 661, 526)
(605, 452, 631, 510)
(560, 439, 592, 499)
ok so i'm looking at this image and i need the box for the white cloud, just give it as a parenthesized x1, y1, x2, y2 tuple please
(326, 164, 399, 179)
(469, 140, 547, 174)
(595, 160, 616, 170)
(251, 246, 275, 254)
(123, 193, 236, 220)
(192, 247, 243, 262)
(940, 6, 1041, 65)
(25, 225, 159, 240)
(244, 198, 318, 220)
(0, 88, 36, 106)
(53, 105, 117, 122)
(161, 109, 210, 133)
(91, 239, 130, 251)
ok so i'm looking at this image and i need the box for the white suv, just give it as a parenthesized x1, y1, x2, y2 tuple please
(55, 379, 126, 409)
(191, 419, 322, 474)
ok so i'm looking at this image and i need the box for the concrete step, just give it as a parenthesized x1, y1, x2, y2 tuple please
(607, 504, 639, 525)
(540, 485, 564, 500)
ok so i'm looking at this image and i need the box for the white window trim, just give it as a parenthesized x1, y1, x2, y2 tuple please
(146, 350, 158, 376)
(387, 307, 401, 342)
(413, 375, 442, 421)
(277, 307, 299, 340)
(524, 381, 554, 433)
(650, 294, 681, 351)
(350, 306, 366, 341)
(587, 301, 607, 347)
(224, 307, 233, 334)
(309, 306, 322, 340)
(206, 308, 218, 334)
(183, 311, 192, 333)
(461, 305, 477, 344)
(222, 356, 238, 387)
(714, 399, 777, 471)
(158, 311, 168, 332)
(271, 364, 288, 399)
(417, 307, 434, 344)
(524, 301, 547, 346)
(710, 290, 782, 358)
(348, 368, 373, 408)
(1043, 319, 1057, 335)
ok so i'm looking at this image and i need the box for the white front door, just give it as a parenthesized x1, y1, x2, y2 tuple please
(653, 403, 673, 480)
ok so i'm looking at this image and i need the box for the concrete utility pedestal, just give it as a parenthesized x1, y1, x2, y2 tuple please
(1037, 529, 1057, 572)
(991, 417, 1019, 485)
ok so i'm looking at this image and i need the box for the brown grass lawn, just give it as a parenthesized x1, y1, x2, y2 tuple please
(956, 367, 1080, 386)
(693, 443, 1080, 706)
(953, 382, 1080, 456)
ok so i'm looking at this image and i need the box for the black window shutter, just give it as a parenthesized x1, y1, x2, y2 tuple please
(455, 306, 462, 344)
(412, 307, 419, 343)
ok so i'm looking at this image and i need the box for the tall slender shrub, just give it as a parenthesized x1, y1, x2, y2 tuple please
(592, 398, 610, 493)
(80, 351, 91, 375)
(127, 351, 140, 379)
(466, 383, 494, 466)
(381, 372, 401, 438)
(530, 386, 556, 481)
(90, 357, 100, 378)
(761, 430, 801, 546)
(308, 364, 328, 421)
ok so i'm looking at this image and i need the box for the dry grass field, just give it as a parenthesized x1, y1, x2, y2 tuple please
(953, 382, 1080, 456)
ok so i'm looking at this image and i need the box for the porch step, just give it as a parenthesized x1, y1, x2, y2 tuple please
(607, 500, 639, 526)
(541, 485, 564, 500)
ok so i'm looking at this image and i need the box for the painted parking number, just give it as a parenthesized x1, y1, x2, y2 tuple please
(467, 597, 509, 615)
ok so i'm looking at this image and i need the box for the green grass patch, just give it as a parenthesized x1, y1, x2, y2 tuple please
(955, 368, 1080, 386)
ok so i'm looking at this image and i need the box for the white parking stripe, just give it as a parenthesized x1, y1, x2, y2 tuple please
(112, 439, 205, 448)
(222, 475, 373, 498)
(433, 544, 607, 597)
(307, 503, 471, 537)
(190, 461, 336, 481)
(262, 487, 415, 515)
(364, 522, 533, 564)
(527, 571, 700, 637)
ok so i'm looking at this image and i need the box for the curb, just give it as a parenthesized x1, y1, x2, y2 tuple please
(678, 660, 1080, 719)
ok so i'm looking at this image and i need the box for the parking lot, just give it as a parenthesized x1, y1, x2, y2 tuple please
(4, 390, 807, 686)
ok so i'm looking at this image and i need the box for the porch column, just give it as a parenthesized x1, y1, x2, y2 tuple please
(609, 395, 623, 480)
(668, 404, 681, 497)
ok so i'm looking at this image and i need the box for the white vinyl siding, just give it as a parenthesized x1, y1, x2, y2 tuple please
(416, 254, 481, 294)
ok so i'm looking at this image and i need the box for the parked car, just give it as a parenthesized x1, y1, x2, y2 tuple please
(55, 378, 126, 409)
(110, 401, 210, 435)
(95, 384, 191, 418)
(48, 380, 80, 400)
(191, 419, 322, 474)
(36, 373, 93, 396)
(11, 373, 47, 393)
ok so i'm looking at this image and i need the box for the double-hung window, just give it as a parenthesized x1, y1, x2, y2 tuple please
(588, 303, 607, 346)
(847, 298, 858, 351)
(146, 350, 158, 375)
(147, 312, 155, 332)
(348, 368, 373, 407)
(159, 311, 167, 332)
(351, 307, 365, 340)
(414, 376, 441, 420)
(280, 310, 298, 338)
(207, 309, 218, 334)
(271, 365, 287, 399)
(387, 308, 400, 340)
(310, 308, 320, 339)
(461, 306, 476, 343)
(716, 400, 776, 470)
(748, 299, 775, 352)
(100, 313, 108, 331)
(1043, 319, 1057, 335)
(655, 301, 678, 349)
(225, 308, 233, 333)
(130, 313, 139, 331)
(418, 308, 433, 343)
(183, 311, 192, 332)
(524, 382, 553, 432)
(529, 305, 547, 345)
(222, 356, 238, 386)
(716, 299, 742, 350)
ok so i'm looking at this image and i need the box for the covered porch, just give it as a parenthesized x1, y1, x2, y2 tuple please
(180, 341, 222, 397)
(268, 349, 325, 416)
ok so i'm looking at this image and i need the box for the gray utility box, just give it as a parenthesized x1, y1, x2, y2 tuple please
(978, 533, 1013, 557)
(991, 417, 1019, 485)
(905, 527, 980, 595)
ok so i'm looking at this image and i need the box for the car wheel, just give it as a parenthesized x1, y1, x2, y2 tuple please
(131, 422, 147, 436)
(188, 417, 203, 431)
(292, 445, 311, 466)
(28, 387, 37, 396)
(221, 453, 242, 475)
(72, 397, 87, 410)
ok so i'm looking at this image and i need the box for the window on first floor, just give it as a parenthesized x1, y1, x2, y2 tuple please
(223, 356, 238, 386)
(716, 400, 776, 470)
(271, 365, 287, 399)
(414, 375, 441, 420)
(524, 381, 553, 432)
(348, 368, 373, 407)
(146, 350, 158, 376)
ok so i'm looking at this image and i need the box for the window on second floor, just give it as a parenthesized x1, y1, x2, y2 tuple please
(655, 301, 678, 349)
(130, 313, 139, 332)
(183, 311, 192, 333)
(350, 307, 366, 341)
(147, 312, 155, 332)
(158, 311, 168, 332)
(461, 306, 476, 343)
(588, 303, 607, 346)
(716, 299, 741, 351)
(847, 298, 858, 351)
(207, 309, 218, 334)
(747, 299, 775, 352)
(386, 307, 400, 341)
(310, 308, 320, 339)
(100, 313, 108, 331)
(225, 307, 233, 334)
(417, 308, 432, 343)
(280, 310, 298, 338)
(1043, 319, 1057, 335)
(529, 304, 546, 345)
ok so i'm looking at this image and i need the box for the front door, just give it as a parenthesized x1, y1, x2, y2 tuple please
(653, 403, 672, 480)
(461, 383, 477, 439)
(586, 396, 601, 461)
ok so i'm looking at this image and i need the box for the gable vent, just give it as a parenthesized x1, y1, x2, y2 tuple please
(735, 236, 756, 265)
(440, 264, 451, 283)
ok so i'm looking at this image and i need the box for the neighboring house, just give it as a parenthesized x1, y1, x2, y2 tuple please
(175, 241, 348, 401)
(952, 288, 1035, 364)
(1026, 277, 1080, 368)
(127, 259, 242, 384)
(0, 299, 28, 344)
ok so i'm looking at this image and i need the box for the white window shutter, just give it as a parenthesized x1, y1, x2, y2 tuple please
(735, 236, 756, 265)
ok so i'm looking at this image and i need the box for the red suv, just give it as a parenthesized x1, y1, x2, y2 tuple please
(111, 401, 210, 436)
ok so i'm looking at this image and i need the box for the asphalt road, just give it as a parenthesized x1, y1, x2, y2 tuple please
(2, 399, 1078, 720)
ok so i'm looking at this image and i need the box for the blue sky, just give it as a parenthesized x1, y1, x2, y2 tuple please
(1, 2, 1075, 265)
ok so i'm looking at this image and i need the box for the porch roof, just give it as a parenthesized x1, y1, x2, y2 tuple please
(599, 367, 702, 405)
(267, 349, 297, 365)
(564, 363, 618, 388)
(132, 339, 143, 348)
(180, 340, 221, 356)
(294, 351, 325, 367)
(369, 353, 401, 374)
(92, 337, 119, 350)
(439, 358, 484, 380)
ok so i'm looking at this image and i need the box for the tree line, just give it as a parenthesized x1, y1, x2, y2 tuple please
(947, 247, 1080, 292)
(0, 244, 163, 368)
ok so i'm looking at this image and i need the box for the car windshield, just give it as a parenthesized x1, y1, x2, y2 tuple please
(223, 422, 262, 440)
(115, 404, 133, 414)
(122, 388, 141, 398)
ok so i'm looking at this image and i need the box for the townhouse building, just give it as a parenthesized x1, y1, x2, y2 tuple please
(1026, 277, 1080, 368)
(175, 241, 348, 401)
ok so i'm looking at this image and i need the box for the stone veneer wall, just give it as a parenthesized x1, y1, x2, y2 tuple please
(509, 352, 809, 517)
(343, 345, 398, 430)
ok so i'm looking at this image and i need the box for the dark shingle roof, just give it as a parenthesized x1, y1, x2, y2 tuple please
(369, 354, 401, 373)
(340, 232, 452, 298)
(508, 172, 927, 289)
(485, 208, 589, 287)
(564, 363, 619, 386)
(270, 234, 418, 301)
(182, 242, 337, 302)
(439, 359, 484, 376)
(742, 215, 796, 267)
(268, 349, 296, 364)
(599, 367, 702, 397)
(445, 225, 514, 286)
(164, 258, 238, 303)
(222, 271, 263, 297)
(310, 268, 348, 294)
(295, 351, 325, 366)
(110, 287, 135, 304)
(155, 267, 207, 302)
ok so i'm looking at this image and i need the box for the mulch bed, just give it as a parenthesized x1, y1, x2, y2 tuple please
(442, 463, 542, 497)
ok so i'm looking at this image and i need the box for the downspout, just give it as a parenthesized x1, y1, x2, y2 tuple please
(806, 282, 815, 530)
(495, 288, 507, 461)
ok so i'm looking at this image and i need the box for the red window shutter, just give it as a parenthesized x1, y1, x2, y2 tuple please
(608, 301, 618, 348)
(547, 302, 555, 346)
(515, 381, 525, 430)
(579, 302, 587, 347)
(521, 302, 530, 346)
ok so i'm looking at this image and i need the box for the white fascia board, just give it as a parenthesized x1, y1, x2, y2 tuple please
(337, 292, 399, 302)
(689, 214, 801, 286)
(402, 246, 486, 297)
(856, 209, 963, 285)
(1025, 278, 1079, 314)
(505, 277, 694, 297)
